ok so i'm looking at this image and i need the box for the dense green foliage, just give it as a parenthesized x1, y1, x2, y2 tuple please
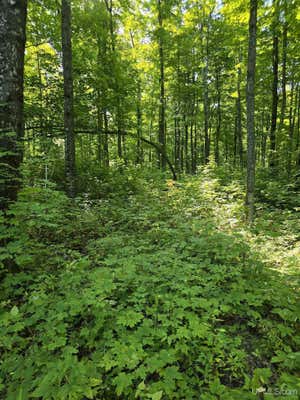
(1, 0, 300, 398)
(23, 0, 300, 176)
(1, 168, 299, 399)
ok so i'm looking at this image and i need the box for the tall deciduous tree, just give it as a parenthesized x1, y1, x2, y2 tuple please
(246, 0, 257, 222)
(269, 0, 279, 169)
(203, 16, 210, 164)
(0, 0, 27, 210)
(157, 0, 166, 170)
(61, 0, 76, 197)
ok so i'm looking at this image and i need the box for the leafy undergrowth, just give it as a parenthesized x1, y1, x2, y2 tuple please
(0, 168, 299, 400)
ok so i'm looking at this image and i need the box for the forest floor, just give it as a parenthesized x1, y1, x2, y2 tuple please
(1, 167, 299, 400)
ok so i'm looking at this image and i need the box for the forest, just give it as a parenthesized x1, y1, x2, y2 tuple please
(0, 0, 299, 399)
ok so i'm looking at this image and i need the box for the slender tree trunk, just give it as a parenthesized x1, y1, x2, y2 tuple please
(96, 92, 103, 163)
(261, 111, 267, 167)
(234, 115, 238, 166)
(174, 43, 181, 173)
(117, 111, 123, 159)
(236, 64, 243, 167)
(203, 29, 210, 164)
(287, 80, 295, 176)
(103, 110, 109, 167)
(215, 67, 221, 165)
(269, 4, 279, 169)
(193, 123, 198, 172)
(224, 127, 228, 162)
(279, 20, 287, 133)
(105, 0, 122, 160)
(180, 117, 184, 171)
(174, 113, 181, 172)
(136, 80, 142, 164)
(158, 0, 166, 169)
(0, 0, 27, 210)
(37, 53, 44, 135)
(129, 32, 142, 165)
(246, 0, 258, 223)
(184, 116, 189, 173)
(149, 111, 153, 163)
(61, 0, 76, 197)
(190, 122, 195, 173)
(295, 85, 300, 168)
(174, 116, 177, 168)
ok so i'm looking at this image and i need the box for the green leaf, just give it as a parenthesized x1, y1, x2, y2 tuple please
(149, 391, 163, 400)
(113, 373, 133, 396)
(10, 305, 19, 317)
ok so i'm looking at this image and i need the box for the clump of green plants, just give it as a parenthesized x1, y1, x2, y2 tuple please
(1, 171, 299, 399)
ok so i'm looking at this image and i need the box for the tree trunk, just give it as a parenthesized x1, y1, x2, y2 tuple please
(215, 68, 221, 165)
(203, 30, 210, 164)
(287, 80, 295, 176)
(105, 0, 122, 160)
(236, 64, 243, 167)
(193, 123, 198, 173)
(246, 0, 258, 223)
(279, 20, 287, 133)
(96, 91, 103, 164)
(180, 118, 184, 171)
(174, 42, 182, 173)
(158, 0, 166, 169)
(190, 122, 195, 173)
(295, 85, 300, 168)
(261, 111, 267, 167)
(174, 113, 181, 172)
(184, 116, 189, 173)
(103, 110, 109, 168)
(269, 3, 279, 169)
(61, 0, 76, 197)
(136, 80, 142, 164)
(117, 111, 123, 159)
(0, 0, 27, 210)
(234, 115, 238, 166)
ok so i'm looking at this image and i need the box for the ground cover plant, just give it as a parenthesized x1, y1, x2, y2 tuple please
(1, 167, 299, 399)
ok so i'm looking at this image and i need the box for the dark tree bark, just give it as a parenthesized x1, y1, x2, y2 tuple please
(246, 0, 257, 223)
(61, 0, 76, 197)
(0, 0, 27, 210)
(158, 0, 166, 170)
